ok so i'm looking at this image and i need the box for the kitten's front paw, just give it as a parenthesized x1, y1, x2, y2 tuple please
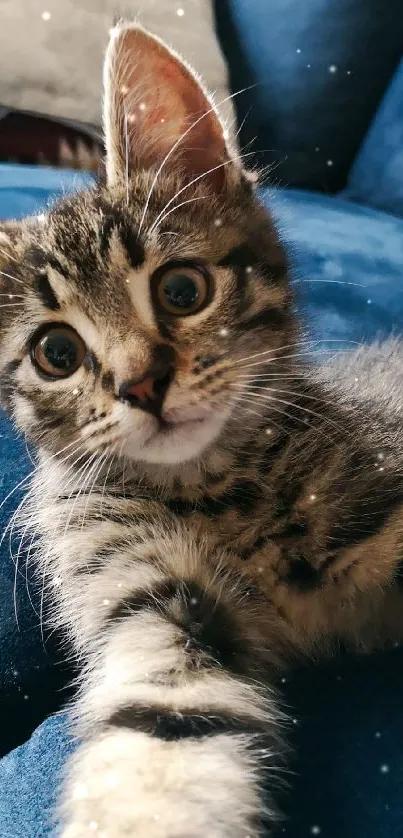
(61, 730, 261, 838)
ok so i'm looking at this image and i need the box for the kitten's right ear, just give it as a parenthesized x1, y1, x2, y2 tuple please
(103, 22, 241, 193)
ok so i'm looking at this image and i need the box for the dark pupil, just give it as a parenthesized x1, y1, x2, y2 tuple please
(163, 274, 199, 310)
(44, 333, 77, 370)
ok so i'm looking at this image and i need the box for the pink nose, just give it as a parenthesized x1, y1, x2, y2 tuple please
(119, 368, 173, 416)
(124, 376, 156, 404)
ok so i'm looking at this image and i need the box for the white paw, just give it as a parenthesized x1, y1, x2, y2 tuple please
(60, 729, 261, 837)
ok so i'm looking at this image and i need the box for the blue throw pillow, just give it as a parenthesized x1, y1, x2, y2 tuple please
(215, 0, 403, 192)
(344, 58, 403, 218)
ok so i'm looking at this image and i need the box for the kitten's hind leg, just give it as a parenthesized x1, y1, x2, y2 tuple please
(59, 537, 287, 838)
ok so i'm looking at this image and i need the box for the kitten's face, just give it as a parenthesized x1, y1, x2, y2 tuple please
(0, 25, 293, 467)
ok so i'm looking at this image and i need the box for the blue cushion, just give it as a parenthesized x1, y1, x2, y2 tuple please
(267, 188, 403, 345)
(344, 58, 403, 218)
(216, 0, 403, 193)
(1, 168, 403, 835)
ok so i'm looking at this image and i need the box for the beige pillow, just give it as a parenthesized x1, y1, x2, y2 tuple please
(0, 0, 233, 132)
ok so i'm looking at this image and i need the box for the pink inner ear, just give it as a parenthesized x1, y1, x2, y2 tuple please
(114, 28, 228, 191)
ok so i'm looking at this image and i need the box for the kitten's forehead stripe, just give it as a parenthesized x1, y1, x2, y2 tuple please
(99, 208, 145, 269)
(35, 273, 61, 312)
(217, 245, 257, 269)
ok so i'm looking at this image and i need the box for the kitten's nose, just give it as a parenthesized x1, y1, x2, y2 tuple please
(119, 368, 173, 416)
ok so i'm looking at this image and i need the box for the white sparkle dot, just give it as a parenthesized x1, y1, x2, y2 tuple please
(214, 218, 222, 227)
(121, 84, 129, 95)
(309, 493, 317, 501)
(72, 388, 79, 396)
(125, 278, 130, 283)
(367, 298, 372, 304)
(246, 266, 253, 274)
(380, 763, 390, 774)
(377, 452, 385, 461)
(378, 466, 384, 472)
(8, 294, 13, 299)
(23, 694, 29, 700)
(139, 102, 146, 111)
(347, 70, 352, 75)
(258, 566, 264, 573)
(73, 783, 88, 800)
(326, 159, 334, 167)
(219, 328, 229, 337)
(37, 213, 46, 224)
(315, 146, 320, 152)
(375, 731, 382, 739)
(117, 582, 123, 589)
(293, 718, 298, 725)
(89, 823, 98, 832)
(41, 11, 51, 21)
(127, 114, 136, 124)
(329, 64, 338, 73)
(160, 118, 165, 123)
(265, 427, 273, 435)
(12, 669, 18, 677)
(307, 64, 311, 68)
(354, 377, 359, 383)
(176, 7, 185, 15)
(311, 827, 321, 836)
(190, 597, 198, 606)
(296, 48, 301, 54)
(281, 676, 287, 684)
(103, 598, 110, 606)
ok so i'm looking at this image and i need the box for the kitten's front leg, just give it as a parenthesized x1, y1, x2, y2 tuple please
(59, 533, 284, 838)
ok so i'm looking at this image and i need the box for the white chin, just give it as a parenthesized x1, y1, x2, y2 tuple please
(123, 412, 229, 465)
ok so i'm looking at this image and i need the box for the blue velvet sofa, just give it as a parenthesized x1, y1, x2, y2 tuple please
(1, 2, 403, 835)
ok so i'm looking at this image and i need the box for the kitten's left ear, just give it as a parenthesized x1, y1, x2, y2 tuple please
(103, 22, 240, 193)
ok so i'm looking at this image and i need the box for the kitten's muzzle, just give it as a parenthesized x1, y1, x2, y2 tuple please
(119, 367, 174, 418)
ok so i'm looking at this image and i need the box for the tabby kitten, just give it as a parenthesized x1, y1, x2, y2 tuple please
(0, 22, 402, 838)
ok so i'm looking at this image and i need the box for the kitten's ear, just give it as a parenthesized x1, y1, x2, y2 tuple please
(103, 22, 239, 192)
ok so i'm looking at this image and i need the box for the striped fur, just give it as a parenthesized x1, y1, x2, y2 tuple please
(0, 22, 402, 838)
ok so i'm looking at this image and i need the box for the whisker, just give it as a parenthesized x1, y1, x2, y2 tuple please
(0, 269, 24, 285)
(137, 84, 256, 236)
(237, 347, 358, 372)
(295, 279, 367, 287)
(233, 391, 314, 433)
(232, 386, 347, 437)
(242, 384, 347, 412)
(231, 339, 360, 368)
(151, 195, 208, 233)
(147, 149, 257, 237)
(230, 392, 290, 436)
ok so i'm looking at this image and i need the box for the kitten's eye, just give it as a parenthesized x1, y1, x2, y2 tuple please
(31, 324, 86, 379)
(156, 266, 211, 316)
